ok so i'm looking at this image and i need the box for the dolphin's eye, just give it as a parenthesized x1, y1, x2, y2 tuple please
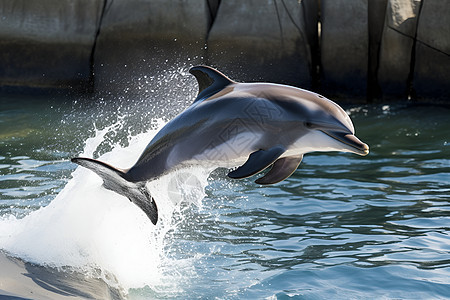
(305, 121, 313, 129)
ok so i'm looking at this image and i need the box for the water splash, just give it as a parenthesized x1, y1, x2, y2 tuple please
(0, 117, 211, 295)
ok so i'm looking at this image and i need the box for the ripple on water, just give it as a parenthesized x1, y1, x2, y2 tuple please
(1, 99, 450, 299)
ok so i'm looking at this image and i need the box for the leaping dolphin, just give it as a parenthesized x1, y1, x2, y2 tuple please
(72, 66, 369, 225)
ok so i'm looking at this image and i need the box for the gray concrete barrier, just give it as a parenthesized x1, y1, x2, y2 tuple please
(0, 0, 448, 103)
(0, 0, 103, 91)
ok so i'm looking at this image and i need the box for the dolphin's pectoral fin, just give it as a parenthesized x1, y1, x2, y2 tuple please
(255, 155, 303, 185)
(228, 146, 286, 179)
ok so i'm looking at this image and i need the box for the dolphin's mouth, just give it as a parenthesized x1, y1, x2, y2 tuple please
(320, 130, 369, 156)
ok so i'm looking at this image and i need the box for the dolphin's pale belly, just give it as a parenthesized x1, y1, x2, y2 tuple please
(137, 129, 318, 180)
(189, 132, 264, 169)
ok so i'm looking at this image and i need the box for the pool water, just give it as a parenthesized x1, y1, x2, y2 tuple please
(0, 72, 449, 299)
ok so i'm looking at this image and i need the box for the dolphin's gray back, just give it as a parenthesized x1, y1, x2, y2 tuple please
(125, 92, 303, 182)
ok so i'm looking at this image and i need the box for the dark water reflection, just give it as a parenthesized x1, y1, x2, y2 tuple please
(1, 96, 449, 298)
(169, 104, 450, 298)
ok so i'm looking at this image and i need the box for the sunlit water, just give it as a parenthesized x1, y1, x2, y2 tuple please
(0, 68, 449, 299)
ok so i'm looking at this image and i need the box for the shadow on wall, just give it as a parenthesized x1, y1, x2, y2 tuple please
(0, 0, 448, 103)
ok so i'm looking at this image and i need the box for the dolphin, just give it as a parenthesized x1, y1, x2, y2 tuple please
(72, 65, 369, 225)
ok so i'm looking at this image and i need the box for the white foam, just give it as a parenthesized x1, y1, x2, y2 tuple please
(0, 118, 210, 293)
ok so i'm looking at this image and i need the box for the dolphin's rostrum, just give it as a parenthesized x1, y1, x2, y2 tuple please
(72, 66, 369, 225)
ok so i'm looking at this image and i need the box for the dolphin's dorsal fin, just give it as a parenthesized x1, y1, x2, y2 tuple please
(189, 65, 234, 103)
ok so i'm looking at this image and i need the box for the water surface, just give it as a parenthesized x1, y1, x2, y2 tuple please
(0, 84, 449, 299)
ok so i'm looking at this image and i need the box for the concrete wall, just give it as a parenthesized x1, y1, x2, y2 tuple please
(0, 0, 103, 91)
(207, 0, 318, 89)
(412, 0, 450, 101)
(93, 0, 214, 92)
(0, 0, 448, 103)
(320, 0, 368, 99)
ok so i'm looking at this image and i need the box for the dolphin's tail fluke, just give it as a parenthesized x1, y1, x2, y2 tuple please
(71, 157, 158, 225)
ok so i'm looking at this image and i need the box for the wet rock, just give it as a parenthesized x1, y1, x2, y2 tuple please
(0, 0, 103, 91)
(206, 0, 318, 89)
(413, 0, 450, 101)
(377, 0, 421, 100)
(320, 0, 368, 100)
(94, 0, 215, 93)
